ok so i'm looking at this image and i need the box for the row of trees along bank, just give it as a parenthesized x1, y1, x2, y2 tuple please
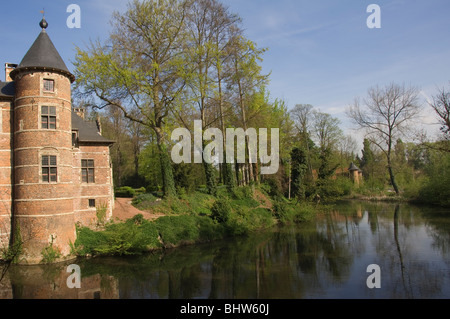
(74, 0, 450, 206)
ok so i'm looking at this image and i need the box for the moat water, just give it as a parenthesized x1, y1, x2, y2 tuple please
(1, 200, 450, 299)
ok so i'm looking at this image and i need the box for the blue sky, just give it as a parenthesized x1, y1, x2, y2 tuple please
(2, 0, 450, 144)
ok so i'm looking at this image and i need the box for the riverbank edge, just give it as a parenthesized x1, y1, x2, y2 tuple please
(70, 186, 320, 260)
(343, 193, 450, 208)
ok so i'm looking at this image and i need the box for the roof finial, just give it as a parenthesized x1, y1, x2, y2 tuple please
(39, 9, 48, 30)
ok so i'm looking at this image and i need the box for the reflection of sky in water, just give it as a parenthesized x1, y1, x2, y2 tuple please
(311, 209, 450, 299)
(310, 205, 450, 299)
(2, 201, 450, 299)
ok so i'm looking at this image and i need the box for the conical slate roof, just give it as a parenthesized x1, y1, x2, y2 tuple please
(348, 162, 360, 171)
(10, 18, 75, 82)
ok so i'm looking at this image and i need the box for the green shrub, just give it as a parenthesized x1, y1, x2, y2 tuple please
(210, 198, 232, 223)
(96, 202, 108, 226)
(41, 236, 61, 264)
(115, 186, 136, 198)
(195, 216, 226, 242)
(262, 178, 283, 199)
(132, 193, 158, 210)
(135, 187, 147, 195)
(317, 177, 354, 200)
(74, 216, 161, 257)
(272, 199, 316, 224)
(155, 215, 200, 246)
(418, 175, 450, 207)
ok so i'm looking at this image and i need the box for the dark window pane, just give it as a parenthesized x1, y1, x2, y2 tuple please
(42, 116, 48, 129)
(41, 106, 48, 114)
(88, 169, 95, 183)
(42, 167, 49, 182)
(42, 156, 49, 166)
(89, 199, 96, 207)
(50, 156, 57, 166)
(49, 106, 56, 115)
(81, 160, 95, 183)
(49, 116, 56, 129)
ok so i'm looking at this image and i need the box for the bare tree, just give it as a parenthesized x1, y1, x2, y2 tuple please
(347, 83, 421, 194)
(429, 83, 450, 140)
(312, 110, 343, 151)
(290, 104, 313, 137)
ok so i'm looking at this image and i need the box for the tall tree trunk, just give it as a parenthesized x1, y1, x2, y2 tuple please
(218, 71, 235, 191)
(155, 127, 176, 198)
(387, 156, 399, 194)
(236, 61, 254, 184)
(387, 139, 399, 194)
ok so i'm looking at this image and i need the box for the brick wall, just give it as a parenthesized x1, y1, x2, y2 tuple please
(0, 100, 13, 249)
(13, 71, 76, 264)
(73, 144, 114, 227)
(0, 71, 114, 264)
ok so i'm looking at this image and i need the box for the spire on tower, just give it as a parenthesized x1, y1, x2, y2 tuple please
(39, 9, 48, 29)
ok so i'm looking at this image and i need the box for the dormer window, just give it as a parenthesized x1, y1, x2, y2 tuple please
(43, 79, 54, 92)
(41, 106, 56, 129)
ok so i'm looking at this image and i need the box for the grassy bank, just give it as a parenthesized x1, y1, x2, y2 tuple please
(72, 186, 318, 258)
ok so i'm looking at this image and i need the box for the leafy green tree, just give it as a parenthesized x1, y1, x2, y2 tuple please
(290, 147, 308, 200)
(311, 111, 342, 182)
(417, 147, 450, 206)
(290, 104, 315, 181)
(74, 0, 192, 198)
(360, 138, 375, 180)
(99, 107, 135, 186)
(228, 33, 269, 185)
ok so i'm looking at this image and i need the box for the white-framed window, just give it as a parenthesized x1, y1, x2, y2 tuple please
(43, 79, 55, 92)
(42, 155, 57, 183)
(41, 106, 56, 129)
(81, 159, 95, 183)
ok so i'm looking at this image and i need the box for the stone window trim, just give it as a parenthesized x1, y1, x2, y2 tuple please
(81, 159, 95, 184)
(41, 154, 57, 183)
(39, 149, 59, 184)
(43, 79, 55, 93)
(40, 105, 57, 130)
(72, 131, 79, 148)
(40, 74, 57, 95)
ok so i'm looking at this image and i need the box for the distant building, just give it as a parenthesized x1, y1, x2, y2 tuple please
(0, 18, 114, 264)
(348, 162, 363, 186)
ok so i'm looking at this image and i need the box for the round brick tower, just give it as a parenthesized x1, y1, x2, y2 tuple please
(9, 18, 76, 264)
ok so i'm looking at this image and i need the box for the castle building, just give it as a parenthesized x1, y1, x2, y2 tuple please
(0, 18, 114, 264)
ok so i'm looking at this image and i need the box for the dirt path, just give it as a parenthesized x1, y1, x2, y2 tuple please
(112, 197, 164, 222)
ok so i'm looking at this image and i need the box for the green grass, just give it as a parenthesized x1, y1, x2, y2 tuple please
(73, 186, 320, 258)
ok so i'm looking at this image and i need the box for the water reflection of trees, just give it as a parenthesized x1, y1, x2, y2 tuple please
(1, 201, 449, 299)
(78, 222, 356, 299)
(357, 202, 450, 298)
